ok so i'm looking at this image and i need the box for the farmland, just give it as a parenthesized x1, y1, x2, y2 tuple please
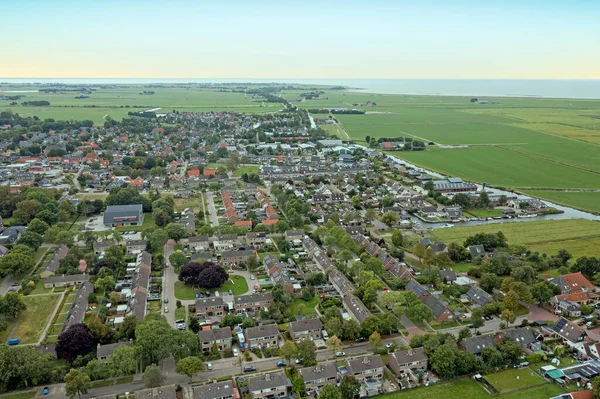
(522, 190, 600, 214)
(430, 219, 600, 257)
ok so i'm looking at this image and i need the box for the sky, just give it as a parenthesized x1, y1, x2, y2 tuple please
(1, 0, 599, 79)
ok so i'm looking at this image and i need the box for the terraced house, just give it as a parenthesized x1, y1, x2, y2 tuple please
(248, 371, 288, 399)
(194, 297, 224, 319)
(345, 355, 385, 382)
(245, 325, 279, 349)
(221, 249, 255, 266)
(288, 318, 323, 341)
(198, 327, 232, 352)
(192, 380, 235, 399)
(234, 293, 271, 315)
(298, 362, 338, 394)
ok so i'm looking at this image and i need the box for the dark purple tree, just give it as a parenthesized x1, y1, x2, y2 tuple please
(93, 259, 114, 275)
(56, 323, 96, 362)
(178, 261, 229, 288)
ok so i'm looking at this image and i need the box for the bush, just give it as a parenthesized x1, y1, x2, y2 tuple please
(252, 348, 263, 359)
(264, 347, 272, 358)
(526, 354, 544, 364)
(223, 348, 233, 358)
(244, 352, 252, 361)
(374, 349, 389, 355)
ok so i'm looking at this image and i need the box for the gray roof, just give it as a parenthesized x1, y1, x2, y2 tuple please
(289, 318, 323, 334)
(234, 292, 271, 306)
(192, 380, 234, 399)
(245, 324, 278, 340)
(42, 245, 69, 275)
(406, 279, 427, 297)
(343, 294, 372, 323)
(422, 295, 450, 319)
(221, 250, 254, 259)
(44, 274, 90, 285)
(135, 385, 177, 399)
(346, 355, 384, 374)
(97, 341, 132, 360)
(467, 286, 493, 306)
(468, 245, 486, 257)
(248, 371, 288, 392)
(198, 327, 232, 342)
(103, 204, 142, 224)
(298, 362, 338, 383)
(498, 327, 538, 347)
(63, 281, 93, 331)
(439, 270, 457, 283)
(462, 334, 495, 354)
(389, 347, 427, 367)
(196, 297, 224, 308)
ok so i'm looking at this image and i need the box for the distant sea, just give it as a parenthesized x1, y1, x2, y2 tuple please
(1, 78, 600, 99)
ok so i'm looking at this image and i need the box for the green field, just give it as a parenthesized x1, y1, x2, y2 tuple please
(430, 219, 600, 257)
(233, 165, 260, 177)
(0, 294, 61, 344)
(484, 368, 546, 394)
(290, 296, 320, 316)
(115, 212, 155, 232)
(463, 208, 504, 218)
(174, 274, 248, 300)
(522, 190, 600, 214)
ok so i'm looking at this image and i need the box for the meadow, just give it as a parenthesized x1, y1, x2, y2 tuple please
(0, 294, 61, 344)
(522, 190, 600, 214)
(430, 219, 600, 257)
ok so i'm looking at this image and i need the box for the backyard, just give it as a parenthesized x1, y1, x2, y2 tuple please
(0, 294, 61, 344)
(174, 274, 249, 300)
(484, 368, 547, 394)
(290, 296, 320, 317)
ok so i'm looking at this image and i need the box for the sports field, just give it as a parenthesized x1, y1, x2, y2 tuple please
(430, 219, 600, 257)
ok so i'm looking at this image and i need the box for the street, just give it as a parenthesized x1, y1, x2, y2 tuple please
(205, 191, 220, 227)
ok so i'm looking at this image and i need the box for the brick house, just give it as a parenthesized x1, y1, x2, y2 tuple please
(345, 355, 385, 382)
(245, 325, 279, 349)
(388, 347, 428, 377)
(198, 327, 232, 352)
(248, 371, 288, 399)
(221, 250, 255, 266)
(246, 232, 267, 248)
(194, 297, 224, 319)
(234, 293, 272, 315)
(288, 318, 323, 342)
(298, 362, 338, 394)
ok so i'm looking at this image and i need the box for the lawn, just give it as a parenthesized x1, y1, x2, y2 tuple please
(379, 379, 488, 399)
(498, 384, 564, 399)
(484, 368, 546, 394)
(522, 190, 600, 214)
(0, 391, 36, 399)
(174, 274, 248, 300)
(449, 263, 471, 273)
(28, 279, 51, 295)
(175, 305, 186, 321)
(115, 212, 155, 232)
(463, 208, 504, 218)
(0, 294, 61, 344)
(430, 219, 600, 257)
(173, 197, 202, 212)
(290, 296, 320, 316)
(233, 165, 260, 177)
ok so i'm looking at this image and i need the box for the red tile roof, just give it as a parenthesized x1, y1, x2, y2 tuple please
(204, 169, 216, 176)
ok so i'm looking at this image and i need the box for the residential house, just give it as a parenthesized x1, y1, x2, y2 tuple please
(247, 371, 288, 399)
(198, 327, 233, 352)
(192, 380, 236, 399)
(103, 204, 144, 227)
(213, 234, 240, 251)
(234, 293, 272, 315)
(186, 236, 211, 252)
(40, 244, 69, 278)
(221, 250, 255, 266)
(195, 297, 225, 319)
(547, 318, 587, 347)
(245, 325, 279, 349)
(439, 270, 457, 284)
(388, 347, 428, 377)
(329, 270, 354, 296)
(343, 294, 372, 323)
(345, 355, 385, 381)
(288, 318, 323, 342)
(467, 286, 494, 307)
(298, 362, 338, 394)
(423, 295, 455, 322)
(44, 274, 90, 289)
(135, 385, 177, 399)
(468, 245, 487, 259)
(63, 281, 93, 332)
(93, 241, 117, 255)
(97, 341, 132, 361)
(246, 232, 267, 248)
(462, 334, 496, 355)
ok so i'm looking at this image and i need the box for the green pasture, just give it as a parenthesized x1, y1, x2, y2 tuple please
(522, 190, 600, 214)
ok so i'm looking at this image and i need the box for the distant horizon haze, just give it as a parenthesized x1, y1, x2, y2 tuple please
(1, 1, 599, 80)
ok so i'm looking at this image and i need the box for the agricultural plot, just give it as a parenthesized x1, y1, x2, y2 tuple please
(523, 190, 600, 214)
(430, 219, 600, 257)
(0, 294, 61, 344)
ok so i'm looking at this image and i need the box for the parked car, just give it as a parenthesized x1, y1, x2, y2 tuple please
(164, 298, 169, 303)
(295, 358, 303, 364)
(335, 352, 346, 357)
(244, 366, 256, 373)
(42, 387, 49, 395)
(164, 307, 169, 313)
(233, 348, 239, 356)
(355, 337, 366, 342)
(250, 274, 255, 280)
(207, 363, 212, 370)
(277, 361, 287, 367)
(385, 343, 393, 348)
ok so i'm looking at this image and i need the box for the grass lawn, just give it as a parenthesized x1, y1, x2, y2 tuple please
(233, 165, 260, 177)
(449, 263, 471, 273)
(522, 190, 600, 214)
(0, 391, 36, 399)
(464, 208, 504, 218)
(173, 197, 202, 212)
(380, 378, 488, 399)
(290, 296, 320, 317)
(28, 279, 51, 295)
(499, 384, 564, 399)
(430, 219, 600, 257)
(175, 274, 249, 300)
(175, 306, 186, 321)
(115, 213, 155, 232)
(484, 368, 546, 394)
(33, 247, 49, 265)
(0, 294, 61, 344)
(116, 376, 134, 385)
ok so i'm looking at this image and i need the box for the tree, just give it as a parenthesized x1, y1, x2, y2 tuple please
(339, 374, 361, 399)
(480, 273, 501, 293)
(391, 230, 404, 247)
(176, 356, 205, 382)
(17, 231, 43, 250)
(94, 275, 116, 293)
(64, 368, 91, 399)
(165, 223, 187, 241)
(414, 242, 426, 263)
(325, 318, 343, 338)
(109, 345, 137, 377)
(503, 290, 520, 312)
(169, 251, 187, 271)
(471, 308, 485, 333)
(178, 261, 229, 288)
(592, 376, 600, 399)
(365, 208, 377, 223)
(381, 211, 399, 228)
(409, 303, 433, 323)
(297, 340, 317, 367)
(28, 218, 49, 235)
(56, 323, 96, 362)
(458, 327, 472, 341)
(369, 331, 382, 349)
(319, 384, 342, 399)
(501, 309, 516, 327)
(326, 335, 342, 356)
(279, 340, 298, 365)
(342, 319, 361, 341)
(531, 281, 555, 305)
(142, 365, 164, 388)
(447, 242, 470, 262)
(1, 293, 27, 318)
(135, 315, 177, 365)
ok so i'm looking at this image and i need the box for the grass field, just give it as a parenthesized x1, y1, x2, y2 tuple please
(463, 208, 504, 218)
(0, 294, 60, 344)
(173, 197, 202, 212)
(484, 368, 546, 394)
(174, 274, 248, 300)
(115, 213, 155, 232)
(233, 165, 260, 177)
(430, 219, 600, 257)
(0, 391, 36, 399)
(522, 190, 600, 214)
(290, 296, 320, 316)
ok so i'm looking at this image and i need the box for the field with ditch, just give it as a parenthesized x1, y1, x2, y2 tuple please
(430, 219, 600, 258)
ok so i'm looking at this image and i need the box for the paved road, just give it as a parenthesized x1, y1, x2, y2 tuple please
(0, 275, 16, 296)
(205, 191, 220, 227)
(73, 165, 84, 191)
(162, 243, 178, 327)
(200, 192, 208, 225)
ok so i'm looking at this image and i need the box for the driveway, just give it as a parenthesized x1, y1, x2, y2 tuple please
(525, 303, 559, 323)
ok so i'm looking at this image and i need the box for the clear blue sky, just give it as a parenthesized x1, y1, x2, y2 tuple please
(1, 0, 598, 78)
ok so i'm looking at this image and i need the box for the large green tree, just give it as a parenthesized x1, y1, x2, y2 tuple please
(64, 369, 91, 399)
